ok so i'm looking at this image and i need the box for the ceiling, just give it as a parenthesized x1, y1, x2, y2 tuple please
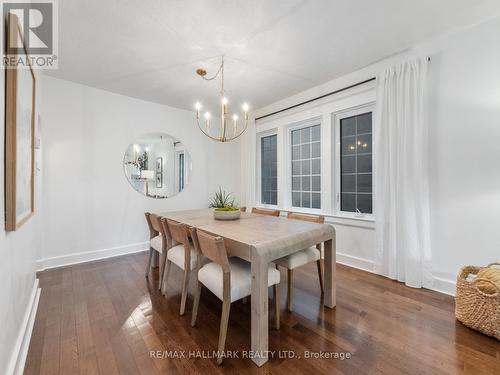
(47, 0, 500, 113)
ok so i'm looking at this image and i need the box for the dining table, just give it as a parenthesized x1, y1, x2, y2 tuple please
(159, 208, 336, 367)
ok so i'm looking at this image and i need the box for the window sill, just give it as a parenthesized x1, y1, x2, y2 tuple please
(254, 206, 375, 229)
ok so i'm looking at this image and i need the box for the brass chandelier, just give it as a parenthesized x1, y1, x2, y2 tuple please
(194, 57, 249, 142)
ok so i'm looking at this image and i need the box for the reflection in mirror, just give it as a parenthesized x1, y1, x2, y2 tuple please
(123, 133, 192, 198)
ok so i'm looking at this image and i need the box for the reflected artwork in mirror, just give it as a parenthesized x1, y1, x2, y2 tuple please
(123, 133, 192, 198)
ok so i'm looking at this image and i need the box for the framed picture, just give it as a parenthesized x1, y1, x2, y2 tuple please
(156, 157, 163, 173)
(155, 157, 163, 188)
(156, 173, 163, 189)
(5, 13, 36, 231)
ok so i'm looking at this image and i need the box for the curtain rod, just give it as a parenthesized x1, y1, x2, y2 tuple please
(255, 77, 376, 121)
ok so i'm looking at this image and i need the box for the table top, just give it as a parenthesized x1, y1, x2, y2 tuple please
(159, 208, 335, 261)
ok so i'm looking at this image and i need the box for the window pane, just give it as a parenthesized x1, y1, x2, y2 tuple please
(357, 174, 372, 193)
(312, 176, 321, 192)
(301, 143, 310, 159)
(339, 112, 372, 213)
(311, 142, 321, 158)
(302, 192, 311, 208)
(261, 135, 277, 205)
(311, 193, 321, 209)
(291, 124, 321, 209)
(311, 125, 321, 141)
(357, 194, 373, 214)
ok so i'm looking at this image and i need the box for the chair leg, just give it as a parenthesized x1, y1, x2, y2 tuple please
(273, 284, 280, 330)
(316, 259, 324, 294)
(158, 251, 167, 290)
(161, 260, 172, 295)
(191, 282, 202, 327)
(145, 248, 153, 278)
(287, 269, 293, 312)
(179, 268, 190, 316)
(217, 298, 231, 365)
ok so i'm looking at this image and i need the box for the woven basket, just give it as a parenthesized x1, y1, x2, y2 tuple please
(455, 263, 500, 340)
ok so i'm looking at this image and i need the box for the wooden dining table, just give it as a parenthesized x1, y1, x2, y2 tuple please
(159, 208, 336, 367)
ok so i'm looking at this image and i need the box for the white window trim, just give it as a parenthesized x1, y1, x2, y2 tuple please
(332, 103, 375, 220)
(256, 129, 279, 208)
(284, 117, 322, 212)
(253, 83, 376, 226)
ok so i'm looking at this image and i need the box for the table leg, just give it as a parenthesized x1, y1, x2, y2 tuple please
(251, 253, 268, 367)
(324, 238, 336, 308)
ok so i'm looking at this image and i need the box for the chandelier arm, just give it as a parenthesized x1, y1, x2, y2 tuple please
(196, 117, 249, 143)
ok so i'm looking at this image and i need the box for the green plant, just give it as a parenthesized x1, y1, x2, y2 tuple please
(214, 207, 239, 211)
(209, 187, 236, 209)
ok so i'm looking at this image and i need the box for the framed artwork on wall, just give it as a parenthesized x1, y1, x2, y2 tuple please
(155, 157, 163, 188)
(4, 13, 36, 231)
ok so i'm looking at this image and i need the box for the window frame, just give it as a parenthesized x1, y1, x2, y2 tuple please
(333, 104, 375, 219)
(285, 118, 323, 214)
(256, 129, 279, 208)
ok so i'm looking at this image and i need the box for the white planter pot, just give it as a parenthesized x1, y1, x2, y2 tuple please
(213, 209, 241, 221)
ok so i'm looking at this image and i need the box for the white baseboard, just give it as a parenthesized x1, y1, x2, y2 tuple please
(336, 251, 456, 296)
(6, 279, 41, 375)
(36, 242, 149, 271)
(336, 251, 375, 273)
(431, 276, 456, 296)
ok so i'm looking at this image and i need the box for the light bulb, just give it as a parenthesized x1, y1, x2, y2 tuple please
(195, 102, 201, 110)
(232, 114, 238, 121)
(242, 103, 249, 112)
(204, 112, 211, 119)
(145, 146, 150, 152)
(222, 97, 228, 105)
(133, 144, 140, 152)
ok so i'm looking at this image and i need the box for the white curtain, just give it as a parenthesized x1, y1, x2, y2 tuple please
(374, 58, 433, 288)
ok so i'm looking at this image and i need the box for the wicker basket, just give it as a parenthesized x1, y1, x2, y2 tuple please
(455, 263, 500, 340)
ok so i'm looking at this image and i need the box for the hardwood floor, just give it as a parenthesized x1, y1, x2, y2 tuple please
(25, 252, 499, 374)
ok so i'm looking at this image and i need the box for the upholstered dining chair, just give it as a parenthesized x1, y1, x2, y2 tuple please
(160, 218, 198, 315)
(274, 212, 325, 312)
(189, 227, 281, 365)
(251, 207, 280, 216)
(144, 213, 168, 288)
(239, 206, 246, 212)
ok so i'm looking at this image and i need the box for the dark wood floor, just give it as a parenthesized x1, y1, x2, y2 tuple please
(25, 252, 499, 375)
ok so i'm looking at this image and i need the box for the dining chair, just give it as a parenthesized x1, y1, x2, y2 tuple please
(239, 206, 246, 212)
(251, 207, 280, 216)
(274, 212, 325, 312)
(189, 227, 281, 365)
(144, 213, 168, 288)
(160, 218, 198, 315)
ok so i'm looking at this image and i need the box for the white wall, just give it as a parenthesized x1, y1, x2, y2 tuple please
(0, 66, 42, 373)
(246, 16, 500, 295)
(38, 76, 241, 269)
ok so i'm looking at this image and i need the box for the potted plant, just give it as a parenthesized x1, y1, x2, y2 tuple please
(209, 187, 241, 220)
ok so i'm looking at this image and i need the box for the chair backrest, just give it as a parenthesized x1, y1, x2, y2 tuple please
(190, 228, 230, 273)
(145, 212, 162, 238)
(160, 217, 172, 240)
(287, 211, 325, 224)
(240, 206, 247, 212)
(251, 207, 280, 217)
(166, 219, 190, 247)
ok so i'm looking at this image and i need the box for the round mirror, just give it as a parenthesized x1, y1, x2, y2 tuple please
(123, 132, 192, 198)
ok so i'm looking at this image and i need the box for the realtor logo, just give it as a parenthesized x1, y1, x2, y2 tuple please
(2, 0, 58, 69)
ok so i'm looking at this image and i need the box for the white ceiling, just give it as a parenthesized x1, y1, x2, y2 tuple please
(47, 0, 500, 112)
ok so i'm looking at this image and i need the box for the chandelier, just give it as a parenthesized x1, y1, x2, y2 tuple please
(194, 57, 249, 142)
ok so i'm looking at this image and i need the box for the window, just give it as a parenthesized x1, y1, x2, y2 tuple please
(291, 124, 321, 209)
(260, 134, 277, 205)
(339, 112, 372, 214)
(179, 152, 185, 192)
